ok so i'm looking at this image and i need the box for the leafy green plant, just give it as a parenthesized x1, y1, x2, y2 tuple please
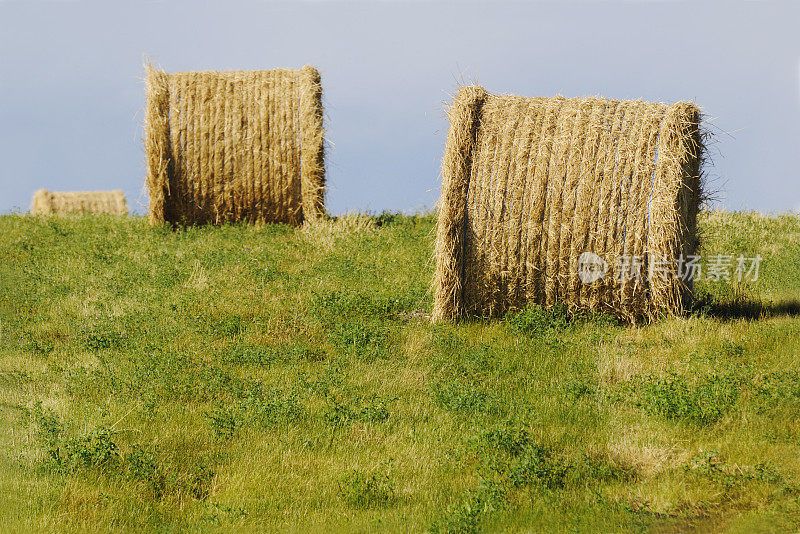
(374, 211, 400, 228)
(31, 401, 62, 446)
(199, 313, 244, 337)
(23, 334, 55, 355)
(431, 479, 506, 534)
(506, 303, 571, 341)
(479, 425, 533, 458)
(433, 379, 501, 416)
(311, 290, 417, 322)
(683, 450, 786, 498)
(85, 330, 126, 351)
(323, 394, 391, 427)
(46, 428, 119, 473)
(627, 372, 742, 424)
(126, 445, 167, 499)
(433, 333, 497, 379)
(506, 303, 617, 343)
(507, 445, 568, 489)
(206, 389, 304, 439)
(339, 463, 396, 508)
(329, 320, 388, 359)
(754, 371, 800, 407)
(220, 342, 326, 366)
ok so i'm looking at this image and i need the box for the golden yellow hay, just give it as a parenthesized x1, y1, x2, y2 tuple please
(31, 190, 128, 216)
(433, 87, 704, 323)
(144, 64, 326, 226)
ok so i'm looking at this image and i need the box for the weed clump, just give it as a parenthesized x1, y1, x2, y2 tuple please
(323, 394, 392, 427)
(625, 372, 742, 424)
(33, 412, 216, 503)
(506, 303, 617, 344)
(339, 463, 396, 508)
(206, 389, 304, 439)
(432, 379, 501, 416)
(431, 478, 506, 534)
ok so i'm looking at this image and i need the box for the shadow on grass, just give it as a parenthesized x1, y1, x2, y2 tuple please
(696, 298, 800, 321)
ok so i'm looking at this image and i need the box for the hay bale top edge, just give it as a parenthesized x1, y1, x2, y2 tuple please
(455, 84, 700, 115)
(147, 64, 320, 79)
(34, 189, 126, 196)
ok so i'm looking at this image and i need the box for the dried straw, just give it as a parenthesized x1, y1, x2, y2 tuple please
(144, 64, 326, 226)
(31, 190, 128, 216)
(433, 88, 703, 323)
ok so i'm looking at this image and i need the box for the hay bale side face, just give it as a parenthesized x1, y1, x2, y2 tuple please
(144, 65, 326, 226)
(433, 88, 703, 322)
(298, 65, 326, 221)
(31, 190, 128, 216)
(31, 189, 54, 215)
(432, 86, 487, 321)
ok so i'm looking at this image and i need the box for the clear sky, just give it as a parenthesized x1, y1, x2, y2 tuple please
(1, 0, 798, 215)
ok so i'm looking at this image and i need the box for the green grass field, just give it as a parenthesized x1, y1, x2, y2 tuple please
(1, 210, 800, 533)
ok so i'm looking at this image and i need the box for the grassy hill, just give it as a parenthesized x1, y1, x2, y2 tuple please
(1, 211, 800, 533)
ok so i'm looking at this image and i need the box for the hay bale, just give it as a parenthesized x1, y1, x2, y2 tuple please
(31, 189, 128, 216)
(144, 64, 326, 226)
(433, 87, 704, 323)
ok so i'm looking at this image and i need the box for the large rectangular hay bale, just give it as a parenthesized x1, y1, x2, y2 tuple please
(31, 189, 128, 216)
(144, 64, 325, 226)
(433, 87, 703, 323)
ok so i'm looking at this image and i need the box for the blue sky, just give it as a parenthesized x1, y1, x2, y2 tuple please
(1, 0, 798, 215)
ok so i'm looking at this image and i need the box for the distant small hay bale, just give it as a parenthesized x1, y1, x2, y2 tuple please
(31, 189, 128, 216)
(432, 87, 704, 323)
(144, 64, 326, 226)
